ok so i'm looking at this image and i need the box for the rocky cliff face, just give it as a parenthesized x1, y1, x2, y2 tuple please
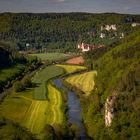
(105, 95, 116, 127)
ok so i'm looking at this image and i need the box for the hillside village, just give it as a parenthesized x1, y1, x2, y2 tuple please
(78, 22, 140, 52)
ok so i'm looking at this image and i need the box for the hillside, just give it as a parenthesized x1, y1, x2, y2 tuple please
(81, 28, 140, 139)
(0, 42, 40, 93)
(0, 13, 140, 52)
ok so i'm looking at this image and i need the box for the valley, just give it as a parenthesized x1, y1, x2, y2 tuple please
(0, 12, 140, 140)
(0, 60, 89, 139)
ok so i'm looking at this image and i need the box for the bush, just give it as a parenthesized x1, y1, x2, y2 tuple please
(22, 76, 32, 87)
(13, 81, 24, 92)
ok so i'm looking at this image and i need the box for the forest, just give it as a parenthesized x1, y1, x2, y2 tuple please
(82, 28, 140, 139)
(0, 13, 140, 52)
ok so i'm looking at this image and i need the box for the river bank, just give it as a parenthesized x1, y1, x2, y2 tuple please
(53, 77, 87, 139)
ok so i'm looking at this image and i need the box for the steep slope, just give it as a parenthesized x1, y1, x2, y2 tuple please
(81, 28, 140, 139)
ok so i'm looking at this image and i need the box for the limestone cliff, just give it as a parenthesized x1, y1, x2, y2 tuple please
(105, 95, 116, 127)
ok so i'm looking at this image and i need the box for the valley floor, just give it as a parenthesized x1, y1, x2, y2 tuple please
(0, 64, 88, 139)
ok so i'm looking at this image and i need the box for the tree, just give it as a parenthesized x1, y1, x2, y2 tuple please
(13, 81, 24, 92)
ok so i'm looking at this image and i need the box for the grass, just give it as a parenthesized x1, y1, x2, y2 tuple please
(57, 64, 87, 73)
(0, 65, 24, 82)
(30, 53, 70, 61)
(0, 84, 64, 138)
(0, 64, 89, 138)
(65, 71, 97, 96)
(0, 94, 32, 124)
(0, 65, 66, 139)
(46, 83, 64, 125)
(32, 65, 64, 100)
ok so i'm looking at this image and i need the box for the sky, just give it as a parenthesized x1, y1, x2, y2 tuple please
(0, 0, 140, 14)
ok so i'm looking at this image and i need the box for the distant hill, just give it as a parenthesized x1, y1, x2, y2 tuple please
(0, 13, 140, 52)
(82, 28, 140, 139)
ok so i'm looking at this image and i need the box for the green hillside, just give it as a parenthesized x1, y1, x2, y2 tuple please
(81, 28, 140, 139)
(0, 13, 140, 52)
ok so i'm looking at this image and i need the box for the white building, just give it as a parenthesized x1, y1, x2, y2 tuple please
(131, 23, 140, 27)
(100, 33, 105, 38)
(105, 24, 117, 31)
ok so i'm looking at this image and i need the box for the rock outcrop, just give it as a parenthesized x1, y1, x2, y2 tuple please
(105, 95, 116, 127)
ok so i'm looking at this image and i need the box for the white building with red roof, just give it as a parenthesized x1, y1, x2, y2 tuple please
(78, 43, 105, 52)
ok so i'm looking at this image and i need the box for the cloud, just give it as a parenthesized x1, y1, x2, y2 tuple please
(124, 6, 131, 10)
(52, 0, 66, 3)
(57, 0, 65, 2)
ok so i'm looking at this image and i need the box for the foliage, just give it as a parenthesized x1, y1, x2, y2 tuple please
(0, 13, 140, 51)
(81, 28, 140, 139)
(0, 42, 41, 93)
(13, 76, 32, 92)
(0, 117, 35, 140)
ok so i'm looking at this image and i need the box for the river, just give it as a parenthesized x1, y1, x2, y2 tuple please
(53, 78, 86, 139)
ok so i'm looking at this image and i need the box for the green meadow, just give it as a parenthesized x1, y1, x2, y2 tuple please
(0, 65, 65, 139)
(65, 71, 97, 96)
(32, 65, 64, 100)
(0, 64, 95, 138)
(30, 53, 70, 61)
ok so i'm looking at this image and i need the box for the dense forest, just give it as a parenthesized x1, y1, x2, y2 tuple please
(82, 28, 140, 139)
(0, 13, 140, 52)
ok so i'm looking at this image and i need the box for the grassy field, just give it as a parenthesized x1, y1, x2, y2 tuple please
(57, 64, 86, 73)
(30, 53, 70, 61)
(23, 83, 64, 137)
(65, 71, 97, 96)
(0, 65, 24, 82)
(0, 65, 66, 139)
(32, 65, 64, 100)
(0, 84, 64, 138)
(0, 94, 32, 124)
(0, 64, 91, 138)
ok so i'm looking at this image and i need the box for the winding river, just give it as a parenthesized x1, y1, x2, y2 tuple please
(53, 78, 86, 139)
